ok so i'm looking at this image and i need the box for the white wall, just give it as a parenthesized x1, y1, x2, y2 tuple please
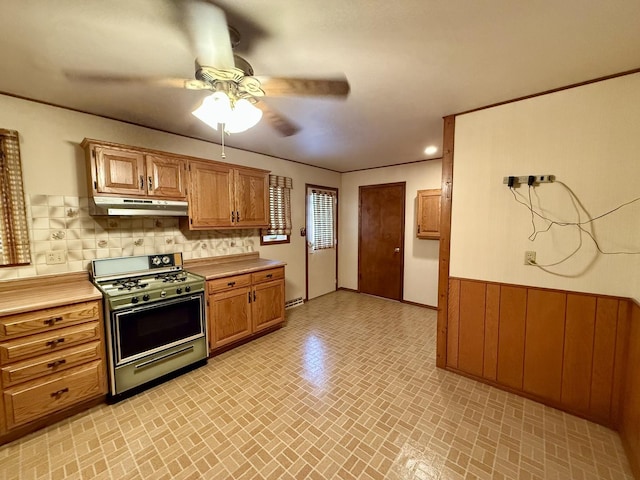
(0, 94, 340, 302)
(339, 160, 442, 306)
(451, 73, 640, 300)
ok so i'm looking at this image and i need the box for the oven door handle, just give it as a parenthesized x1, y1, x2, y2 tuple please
(134, 345, 194, 370)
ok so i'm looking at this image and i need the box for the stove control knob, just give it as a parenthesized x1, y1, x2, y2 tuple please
(143, 294, 150, 301)
(151, 256, 161, 266)
(176, 287, 182, 294)
(161, 290, 167, 298)
(131, 296, 139, 304)
(162, 256, 171, 264)
(185, 285, 191, 293)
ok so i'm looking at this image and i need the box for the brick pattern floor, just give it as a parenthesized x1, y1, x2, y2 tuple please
(0, 291, 633, 479)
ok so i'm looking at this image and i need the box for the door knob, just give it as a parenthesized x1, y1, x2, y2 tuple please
(394, 247, 400, 253)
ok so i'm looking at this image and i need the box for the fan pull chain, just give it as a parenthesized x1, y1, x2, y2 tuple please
(220, 124, 226, 159)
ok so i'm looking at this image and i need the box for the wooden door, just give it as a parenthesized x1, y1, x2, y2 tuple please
(234, 168, 269, 227)
(209, 286, 251, 349)
(188, 161, 234, 229)
(416, 189, 441, 239)
(94, 147, 145, 196)
(358, 183, 405, 300)
(145, 155, 187, 200)
(252, 279, 285, 332)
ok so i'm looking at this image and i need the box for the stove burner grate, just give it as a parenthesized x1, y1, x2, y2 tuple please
(114, 278, 149, 291)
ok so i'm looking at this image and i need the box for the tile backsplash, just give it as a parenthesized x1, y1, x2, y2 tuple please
(0, 195, 256, 280)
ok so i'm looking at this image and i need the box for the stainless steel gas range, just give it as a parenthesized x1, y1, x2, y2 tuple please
(91, 253, 207, 402)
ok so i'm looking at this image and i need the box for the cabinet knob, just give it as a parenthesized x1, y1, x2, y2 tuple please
(47, 359, 67, 369)
(50, 387, 69, 398)
(394, 247, 400, 253)
(43, 316, 63, 326)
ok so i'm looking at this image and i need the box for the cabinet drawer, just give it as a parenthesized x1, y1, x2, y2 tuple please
(0, 301, 100, 340)
(1, 341, 102, 387)
(3, 360, 105, 429)
(208, 274, 251, 294)
(251, 267, 284, 284)
(0, 322, 101, 365)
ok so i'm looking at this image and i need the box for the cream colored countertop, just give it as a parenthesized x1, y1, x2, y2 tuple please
(186, 256, 286, 280)
(0, 272, 102, 317)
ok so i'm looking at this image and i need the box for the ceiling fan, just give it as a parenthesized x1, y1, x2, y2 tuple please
(65, 0, 350, 137)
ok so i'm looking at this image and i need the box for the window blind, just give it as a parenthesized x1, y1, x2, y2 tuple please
(0, 130, 30, 266)
(263, 175, 292, 236)
(311, 189, 336, 250)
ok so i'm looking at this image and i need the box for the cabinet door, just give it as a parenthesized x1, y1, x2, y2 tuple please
(146, 155, 187, 200)
(416, 189, 441, 239)
(94, 147, 146, 196)
(209, 286, 252, 349)
(234, 168, 269, 227)
(188, 161, 234, 228)
(252, 279, 285, 333)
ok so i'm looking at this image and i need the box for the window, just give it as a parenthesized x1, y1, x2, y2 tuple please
(0, 129, 30, 266)
(261, 175, 292, 245)
(308, 189, 336, 251)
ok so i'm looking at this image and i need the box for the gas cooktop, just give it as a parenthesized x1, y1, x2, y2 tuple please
(91, 253, 205, 310)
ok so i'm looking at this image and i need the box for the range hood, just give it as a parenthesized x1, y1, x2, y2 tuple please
(90, 196, 188, 217)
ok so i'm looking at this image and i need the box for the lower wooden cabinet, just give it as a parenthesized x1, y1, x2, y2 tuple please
(0, 300, 107, 442)
(4, 360, 105, 429)
(207, 267, 285, 352)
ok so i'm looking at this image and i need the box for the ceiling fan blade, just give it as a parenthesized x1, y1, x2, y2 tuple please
(185, 0, 234, 69)
(254, 102, 300, 137)
(64, 72, 211, 90)
(256, 76, 350, 97)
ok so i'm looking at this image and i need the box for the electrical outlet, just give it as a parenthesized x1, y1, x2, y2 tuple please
(46, 250, 66, 265)
(503, 175, 555, 186)
(524, 251, 536, 265)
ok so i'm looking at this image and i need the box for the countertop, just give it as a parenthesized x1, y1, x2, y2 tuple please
(185, 254, 286, 280)
(0, 272, 102, 317)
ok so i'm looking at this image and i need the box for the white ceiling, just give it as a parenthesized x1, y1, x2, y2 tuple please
(1, 0, 639, 172)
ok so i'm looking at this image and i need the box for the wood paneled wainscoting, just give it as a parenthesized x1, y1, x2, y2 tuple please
(621, 300, 640, 477)
(444, 277, 640, 477)
(446, 278, 630, 427)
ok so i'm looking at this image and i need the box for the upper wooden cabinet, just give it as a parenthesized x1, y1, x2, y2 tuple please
(416, 189, 441, 239)
(186, 160, 269, 230)
(82, 140, 187, 201)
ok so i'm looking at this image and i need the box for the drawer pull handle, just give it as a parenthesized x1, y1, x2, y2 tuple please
(50, 387, 69, 398)
(248, 291, 251, 303)
(46, 338, 65, 347)
(47, 359, 67, 369)
(266, 274, 273, 278)
(253, 291, 256, 302)
(44, 317, 63, 326)
(227, 281, 236, 287)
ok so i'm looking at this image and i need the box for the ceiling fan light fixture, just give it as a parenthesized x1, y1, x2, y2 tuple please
(225, 99, 263, 133)
(192, 92, 262, 134)
(192, 91, 232, 130)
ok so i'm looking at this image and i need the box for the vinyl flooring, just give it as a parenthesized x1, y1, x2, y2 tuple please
(0, 290, 633, 479)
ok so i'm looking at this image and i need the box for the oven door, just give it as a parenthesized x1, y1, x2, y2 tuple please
(112, 293, 205, 366)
